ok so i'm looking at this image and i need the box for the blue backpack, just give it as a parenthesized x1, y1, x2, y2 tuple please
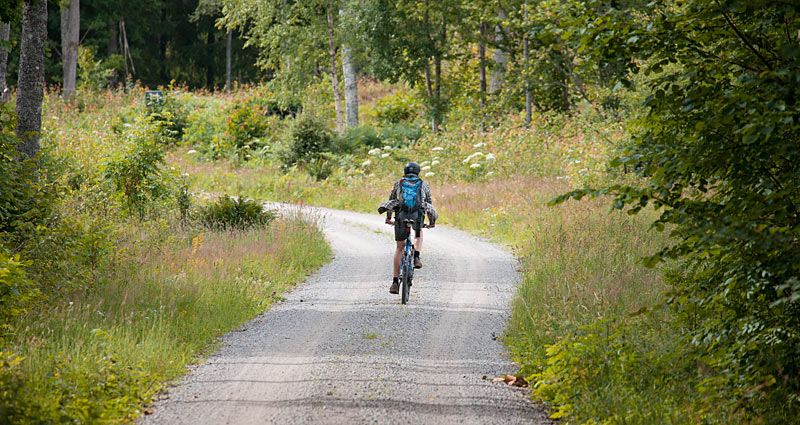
(400, 177, 423, 212)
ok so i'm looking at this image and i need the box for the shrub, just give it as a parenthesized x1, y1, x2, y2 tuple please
(306, 156, 334, 181)
(0, 252, 36, 334)
(77, 46, 113, 90)
(225, 99, 270, 154)
(379, 122, 423, 147)
(336, 125, 382, 152)
(283, 115, 333, 166)
(145, 90, 189, 143)
(0, 104, 54, 244)
(103, 119, 171, 220)
(0, 352, 37, 423)
(199, 195, 276, 231)
(373, 91, 422, 125)
(259, 82, 303, 118)
(182, 101, 226, 158)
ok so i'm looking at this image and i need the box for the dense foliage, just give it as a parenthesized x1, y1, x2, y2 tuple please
(199, 195, 276, 231)
(553, 0, 800, 420)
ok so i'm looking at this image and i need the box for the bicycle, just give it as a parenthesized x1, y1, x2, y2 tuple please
(388, 217, 432, 305)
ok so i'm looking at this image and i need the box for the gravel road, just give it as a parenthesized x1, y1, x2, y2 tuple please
(139, 206, 551, 425)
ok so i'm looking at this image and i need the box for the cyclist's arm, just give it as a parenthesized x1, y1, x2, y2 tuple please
(421, 182, 437, 226)
(385, 180, 401, 224)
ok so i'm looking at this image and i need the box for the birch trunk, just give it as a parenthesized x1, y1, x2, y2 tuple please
(342, 45, 358, 128)
(326, 7, 344, 135)
(478, 21, 487, 130)
(225, 29, 232, 92)
(488, 11, 507, 94)
(0, 22, 10, 102)
(61, 0, 80, 98)
(523, 1, 531, 125)
(16, 0, 48, 159)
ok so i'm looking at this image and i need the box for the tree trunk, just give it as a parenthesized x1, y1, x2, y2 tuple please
(326, 7, 344, 135)
(225, 29, 232, 92)
(489, 11, 507, 94)
(159, 8, 167, 83)
(61, 0, 80, 98)
(106, 23, 118, 55)
(523, 1, 531, 126)
(16, 0, 48, 160)
(341, 45, 358, 128)
(204, 30, 213, 87)
(478, 21, 487, 130)
(0, 21, 10, 103)
(422, 1, 439, 133)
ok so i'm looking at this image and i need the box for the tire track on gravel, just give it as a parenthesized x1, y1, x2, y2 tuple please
(139, 206, 551, 425)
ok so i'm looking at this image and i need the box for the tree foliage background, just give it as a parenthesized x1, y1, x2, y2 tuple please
(2, 0, 799, 422)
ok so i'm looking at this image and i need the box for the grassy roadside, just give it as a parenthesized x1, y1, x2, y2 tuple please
(2, 212, 330, 423)
(1, 90, 332, 424)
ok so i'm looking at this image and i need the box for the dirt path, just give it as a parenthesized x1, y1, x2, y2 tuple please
(139, 206, 551, 424)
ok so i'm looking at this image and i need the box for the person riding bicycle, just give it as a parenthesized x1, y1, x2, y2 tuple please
(378, 162, 438, 295)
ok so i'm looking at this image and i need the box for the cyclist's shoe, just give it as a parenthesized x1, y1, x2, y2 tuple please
(389, 280, 399, 294)
(413, 256, 423, 269)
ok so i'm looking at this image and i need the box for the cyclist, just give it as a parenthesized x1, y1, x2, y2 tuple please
(378, 162, 438, 294)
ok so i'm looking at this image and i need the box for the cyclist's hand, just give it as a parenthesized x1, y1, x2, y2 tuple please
(386, 218, 395, 226)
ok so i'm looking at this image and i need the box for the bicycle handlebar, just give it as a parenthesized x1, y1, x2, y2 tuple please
(385, 218, 435, 228)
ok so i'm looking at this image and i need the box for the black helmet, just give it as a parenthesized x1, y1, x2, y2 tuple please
(404, 161, 421, 176)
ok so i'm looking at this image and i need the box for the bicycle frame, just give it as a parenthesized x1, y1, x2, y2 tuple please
(399, 219, 416, 304)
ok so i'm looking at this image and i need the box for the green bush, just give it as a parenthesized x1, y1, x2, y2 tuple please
(103, 119, 171, 220)
(0, 102, 55, 249)
(379, 122, 423, 147)
(0, 252, 36, 334)
(225, 99, 270, 154)
(336, 125, 382, 151)
(199, 195, 276, 231)
(283, 115, 333, 166)
(77, 46, 113, 90)
(182, 102, 226, 157)
(145, 90, 189, 143)
(373, 91, 422, 125)
(552, 2, 800, 420)
(306, 156, 334, 181)
(0, 352, 37, 424)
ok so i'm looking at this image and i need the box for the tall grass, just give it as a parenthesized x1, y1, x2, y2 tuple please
(3, 214, 330, 423)
(1, 88, 332, 424)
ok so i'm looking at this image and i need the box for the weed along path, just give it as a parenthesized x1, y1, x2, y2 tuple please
(139, 206, 551, 425)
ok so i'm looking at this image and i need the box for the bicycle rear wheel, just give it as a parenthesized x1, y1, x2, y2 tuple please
(401, 255, 411, 305)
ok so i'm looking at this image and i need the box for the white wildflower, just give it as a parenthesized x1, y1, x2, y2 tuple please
(463, 152, 484, 163)
(431, 147, 444, 151)
(422, 165, 431, 171)
(485, 153, 496, 160)
(470, 163, 482, 169)
(425, 172, 436, 177)
(187, 149, 197, 154)
(487, 171, 495, 176)
(473, 142, 486, 148)
(420, 161, 430, 166)
(361, 160, 371, 167)
(383, 145, 392, 150)
(368, 148, 382, 155)
(431, 160, 440, 166)
(381, 153, 390, 158)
